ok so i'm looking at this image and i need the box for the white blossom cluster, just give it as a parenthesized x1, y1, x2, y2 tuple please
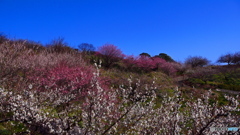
(0, 65, 240, 134)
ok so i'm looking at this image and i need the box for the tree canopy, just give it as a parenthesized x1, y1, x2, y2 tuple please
(97, 44, 124, 68)
(217, 52, 240, 65)
(185, 56, 210, 68)
(158, 53, 175, 62)
(139, 52, 151, 57)
(78, 43, 95, 54)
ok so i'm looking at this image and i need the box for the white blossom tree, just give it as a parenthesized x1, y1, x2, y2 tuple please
(0, 64, 239, 134)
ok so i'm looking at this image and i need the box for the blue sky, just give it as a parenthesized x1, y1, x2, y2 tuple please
(1, 0, 240, 63)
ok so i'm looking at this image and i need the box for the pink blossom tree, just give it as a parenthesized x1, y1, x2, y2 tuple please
(124, 56, 177, 74)
(123, 55, 137, 71)
(134, 55, 156, 71)
(29, 61, 94, 95)
(97, 44, 125, 68)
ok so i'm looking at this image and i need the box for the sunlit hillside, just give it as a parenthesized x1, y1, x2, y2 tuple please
(0, 36, 240, 134)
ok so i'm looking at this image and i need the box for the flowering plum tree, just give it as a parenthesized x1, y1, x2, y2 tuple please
(135, 55, 156, 71)
(30, 62, 93, 94)
(97, 44, 125, 68)
(124, 56, 177, 74)
(1, 71, 239, 134)
(153, 58, 178, 76)
(122, 55, 136, 71)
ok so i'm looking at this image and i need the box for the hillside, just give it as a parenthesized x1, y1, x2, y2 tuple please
(0, 36, 240, 134)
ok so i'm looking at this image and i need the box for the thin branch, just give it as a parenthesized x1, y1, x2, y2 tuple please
(197, 113, 228, 135)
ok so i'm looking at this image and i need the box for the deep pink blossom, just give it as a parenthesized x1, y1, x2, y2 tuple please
(30, 62, 93, 94)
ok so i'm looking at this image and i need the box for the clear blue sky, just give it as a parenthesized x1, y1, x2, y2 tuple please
(1, 0, 240, 63)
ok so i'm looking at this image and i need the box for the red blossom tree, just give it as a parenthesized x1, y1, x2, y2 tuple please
(135, 56, 156, 71)
(122, 55, 137, 71)
(152, 57, 177, 75)
(123, 56, 177, 74)
(30, 61, 94, 94)
(97, 44, 125, 68)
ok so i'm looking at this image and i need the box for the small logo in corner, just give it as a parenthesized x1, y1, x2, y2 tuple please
(227, 127, 239, 132)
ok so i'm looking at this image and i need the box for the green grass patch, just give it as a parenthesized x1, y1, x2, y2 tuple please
(0, 121, 28, 135)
